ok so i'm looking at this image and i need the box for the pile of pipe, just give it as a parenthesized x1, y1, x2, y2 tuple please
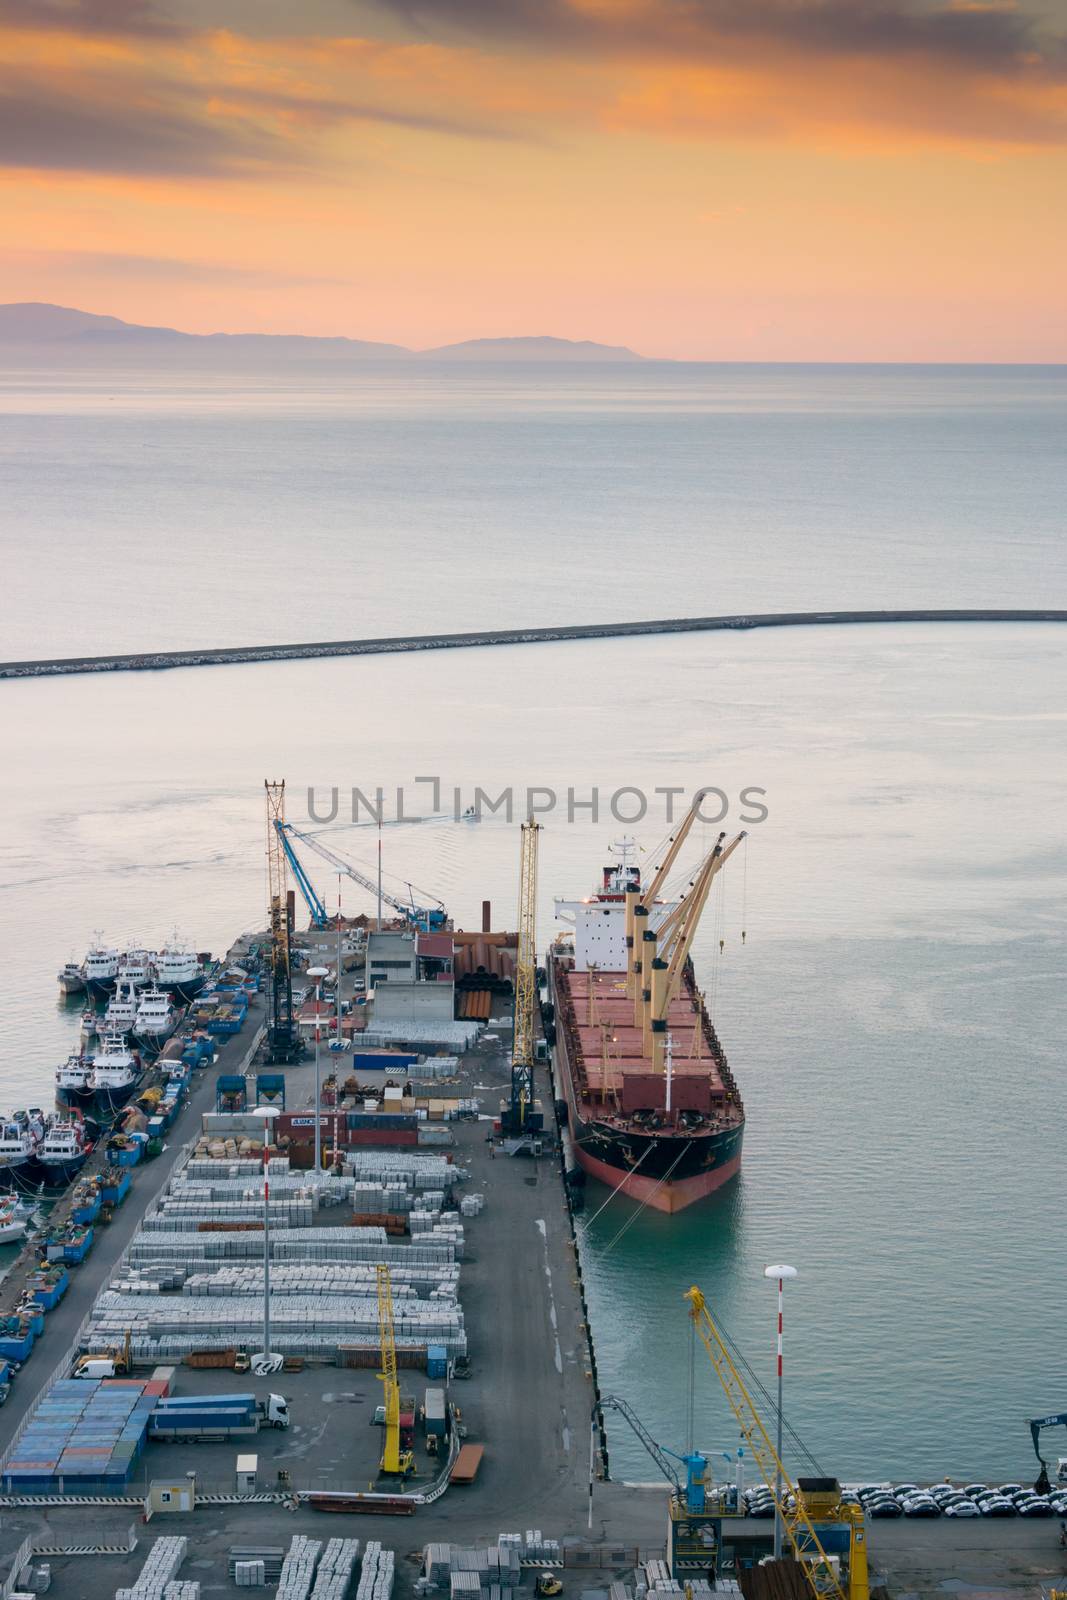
(180, 1263, 458, 1298)
(115, 1536, 187, 1600)
(310, 1540, 361, 1600)
(357, 1543, 395, 1600)
(351, 1182, 446, 1215)
(143, 1198, 316, 1231)
(277, 1536, 321, 1600)
(341, 1153, 461, 1189)
(126, 1228, 461, 1266)
(83, 1289, 466, 1359)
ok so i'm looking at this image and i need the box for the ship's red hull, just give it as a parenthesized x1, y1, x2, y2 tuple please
(574, 1143, 742, 1214)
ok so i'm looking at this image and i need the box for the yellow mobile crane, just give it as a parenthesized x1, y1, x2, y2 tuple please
(685, 1286, 868, 1600)
(376, 1264, 414, 1478)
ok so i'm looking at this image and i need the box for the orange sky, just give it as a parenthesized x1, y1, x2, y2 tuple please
(1, 0, 1065, 359)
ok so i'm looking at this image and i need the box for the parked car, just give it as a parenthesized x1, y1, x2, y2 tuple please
(963, 1484, 988, 1498)
(978, 1498, 1016, 1517)
(866, 1499, 904, 1519)
(902, 1498, 941, 1518)
(944, 1501, 981, 1518)
(1017, 1498, 1053, 1517)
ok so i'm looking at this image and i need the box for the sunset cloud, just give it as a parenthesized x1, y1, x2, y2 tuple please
(0, 0, 1064, 357)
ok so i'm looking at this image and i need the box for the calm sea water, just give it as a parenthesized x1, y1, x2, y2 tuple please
(1, 361, 1065, 1485)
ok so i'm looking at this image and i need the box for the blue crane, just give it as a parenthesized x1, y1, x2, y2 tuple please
(595, 1394, 710, 1513)
(275, 823, 330, 929)
(279, 824, 447, 932)
(1029, 1411, 1067, 1493)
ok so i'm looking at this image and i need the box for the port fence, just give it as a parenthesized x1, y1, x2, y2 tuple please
(1, 1023, 267, 1474)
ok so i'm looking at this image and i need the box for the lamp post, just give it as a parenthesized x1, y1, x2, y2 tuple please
(764, 1263, 798, 1560)
(307, 966, 330, 1175)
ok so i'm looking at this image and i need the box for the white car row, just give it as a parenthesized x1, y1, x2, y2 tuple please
(741, 1481, 1067, 1521)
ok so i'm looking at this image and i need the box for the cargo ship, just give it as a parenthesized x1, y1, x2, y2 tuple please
(549, 834, 745, 1214)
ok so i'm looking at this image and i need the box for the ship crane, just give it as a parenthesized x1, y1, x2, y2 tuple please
(500, 819, 544, 1145)
(685, 1286, 863, 1600)
(280, 823, 446, 931)
(264, 781, 303, 1065)
(640, 832, 746, 1070)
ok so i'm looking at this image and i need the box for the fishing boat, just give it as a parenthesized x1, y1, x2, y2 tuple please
(154, 943, 206, 1001)
(549, 828, 747, 1214)
(56, 961, 86, 997)
(87, 1032, 143, 1111)
(117, 948, 156, 988)
(0, 1194, 32, 1245)
(82, 944, 120, 997)
(32, 1113, 97, 1189)
(101, 977, 140, 1036)
(55, 1051, 95, 1110)
(0, 1112, 44, 1193)
(133, 986, 182, 1050)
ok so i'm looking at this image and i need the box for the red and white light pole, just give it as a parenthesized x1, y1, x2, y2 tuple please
(764, 1263, 798, 1560)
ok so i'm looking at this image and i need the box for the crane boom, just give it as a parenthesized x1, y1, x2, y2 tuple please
(504, 819, 541, 1135)
(684, 1286, 847, 1600)
(264, 781, 301, 1063)
(376, 1264, 411, 1476)
(596, 1394, 682, 1492)
(275, 823, 329, 928)
(281, 824, 446, 930)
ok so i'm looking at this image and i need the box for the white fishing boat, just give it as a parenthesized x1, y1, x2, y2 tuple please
(0, 1111, 44, 1192)
(0, 1194, 31, 1244)
(83, 944, 120, 997)
(117, 949, 156, 988)
(55, 1052, 95, 1110)
(155, 943, 205, 1001)
(33, 1112, 96, 1188)
(88, 1032, 142, 1111)
(132, 986, 181, 1050)
(56, 961, 86, 997)
(101, 977, 140, 1036)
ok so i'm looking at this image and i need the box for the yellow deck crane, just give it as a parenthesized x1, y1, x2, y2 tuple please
(638, 832, 746, 1070)
(684, 1287, 868, 1600)
(264, 780, 303, 1064)
(376, 1264, 414, 1478)
(499, 819, 544, 1145)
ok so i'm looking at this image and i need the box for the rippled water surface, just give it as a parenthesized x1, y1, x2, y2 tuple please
(1, 362, 1065, 1484)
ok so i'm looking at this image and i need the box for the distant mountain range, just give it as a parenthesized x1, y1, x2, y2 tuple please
(0, 303, 646, 362)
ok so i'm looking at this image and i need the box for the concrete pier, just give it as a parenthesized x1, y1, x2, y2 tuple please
(2, 609, 1065, 681)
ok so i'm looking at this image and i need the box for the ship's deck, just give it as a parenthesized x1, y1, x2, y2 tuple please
(558, 964, 731, 1106)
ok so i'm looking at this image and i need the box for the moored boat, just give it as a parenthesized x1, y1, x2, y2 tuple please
(550, 831, 746, 1215)
(83, 944, 120, 997)
(0, 1193, 32, 1244)
(57, 961, 86, 997)
(0, 1112, 44, 1194)
(55, 1051, 95, 1110)
(133, 986, 182, 1051)
(154, 943, 206, 1001)
(87, 1032, 143, 1112)
(101, 976, 140, 1036)
(32, 1112, 97, 1190)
